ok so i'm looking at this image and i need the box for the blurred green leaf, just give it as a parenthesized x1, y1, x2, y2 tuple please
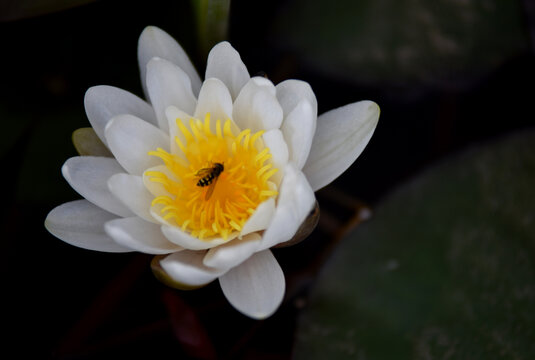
(294, 129, 535, 359)
(274, 0, 528, 89)
(0, 0, 97, 22)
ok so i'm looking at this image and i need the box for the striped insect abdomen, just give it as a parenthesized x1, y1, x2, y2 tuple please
(197, 173, 215, 187)
(196, 163, 224, 187)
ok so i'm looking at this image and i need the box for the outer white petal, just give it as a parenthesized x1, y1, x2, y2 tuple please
(219, 250, 285, 319)
(259, 163, 315, 251)
(160, 250, 227, 287)
(275, 80, 317, 170)
(303, 101, 380, 191)
(107, 173, 156, 223)
(84, 85, 157, 146)
(44, 200, 131, 253)
(146, 57, 197, 132)
(105, 114, 170, 175)
(62, 156, 133, 218)
(240, 198, 276, 237)
(138, 26, 202, 97)
(161, 225, 228, 250)
(105, 217, 183, 254)
(233, 78, 283, 133)
(205, 41, 250, 100)
(262, 129, 289, 185)
(275, 79, 318, 118)
(194, 78, 233, 123)
(203, 233, 262, 270)
(280, 100, 315, 169)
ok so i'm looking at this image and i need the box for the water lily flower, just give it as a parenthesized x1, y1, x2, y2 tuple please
(45, 26, 379, 319)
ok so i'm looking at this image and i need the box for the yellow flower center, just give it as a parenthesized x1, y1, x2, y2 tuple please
(147, 114, 278, 240)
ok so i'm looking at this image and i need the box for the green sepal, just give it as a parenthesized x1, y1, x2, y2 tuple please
(72, 127, 112, 157)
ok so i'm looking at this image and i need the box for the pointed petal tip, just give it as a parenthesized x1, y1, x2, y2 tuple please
(138, 27, 174, 52)
(206, 41, 250, 100)
(83, 85, 103, 102)
(358, 100, 381, 124)
(219, 250, 285, 319)
(303, 99, 380, 191)
(366, 99, 380, 115)
(44, 200, 132, 253)
(212, 40, 233, 50)
(139, 25, 159, 36)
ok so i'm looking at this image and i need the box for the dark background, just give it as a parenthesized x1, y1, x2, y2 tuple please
(2, 0, 534, 358)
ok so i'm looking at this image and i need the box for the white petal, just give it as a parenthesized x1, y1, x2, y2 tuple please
(280, 100, 315, 169)
(138, 26, 202, 97)
(219, 250, 285, 319)
(203, 233, 262, 270)
(107, 173, 156, 223)
(105, 217, 183, 254)
(262, 129, 289, 185)
(146, 57, 197, 132)
(84, 85, 157, 146)
(240, 198, 276, 236)
(161, 225, 229, 250)
(160, 250, 227, 287)
(275, 80, 317, 170)
(251, 76, 277, 96)
(303, 101, 380, 191)
(62, 156, 133, 217)
(233, 78, 283, 132)
(105, 114, 170, 175)
(194, 78, 233, 122)
(205, 41, 250, 100)
(259, 164, 315, 251)
(44, 200, 131, 253)
(275, 79, 318, 117)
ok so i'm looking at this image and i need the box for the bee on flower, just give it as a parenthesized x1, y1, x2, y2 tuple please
(195, 162, 224, 200)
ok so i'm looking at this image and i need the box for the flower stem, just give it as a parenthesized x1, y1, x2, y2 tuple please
(191, 0, 231, 59)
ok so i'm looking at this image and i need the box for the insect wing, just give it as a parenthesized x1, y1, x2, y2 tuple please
(195, 167, 213, 177)
(204, 179, 217, 200)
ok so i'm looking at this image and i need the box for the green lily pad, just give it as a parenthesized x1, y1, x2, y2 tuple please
(294, 129, 535, 359)
(274, 0, 529, 89)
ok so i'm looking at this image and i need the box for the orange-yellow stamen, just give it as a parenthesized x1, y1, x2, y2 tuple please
(147, 114, 278, 240)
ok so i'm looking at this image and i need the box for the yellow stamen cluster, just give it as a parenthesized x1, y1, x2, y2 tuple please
(147, 114, 278, 240)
